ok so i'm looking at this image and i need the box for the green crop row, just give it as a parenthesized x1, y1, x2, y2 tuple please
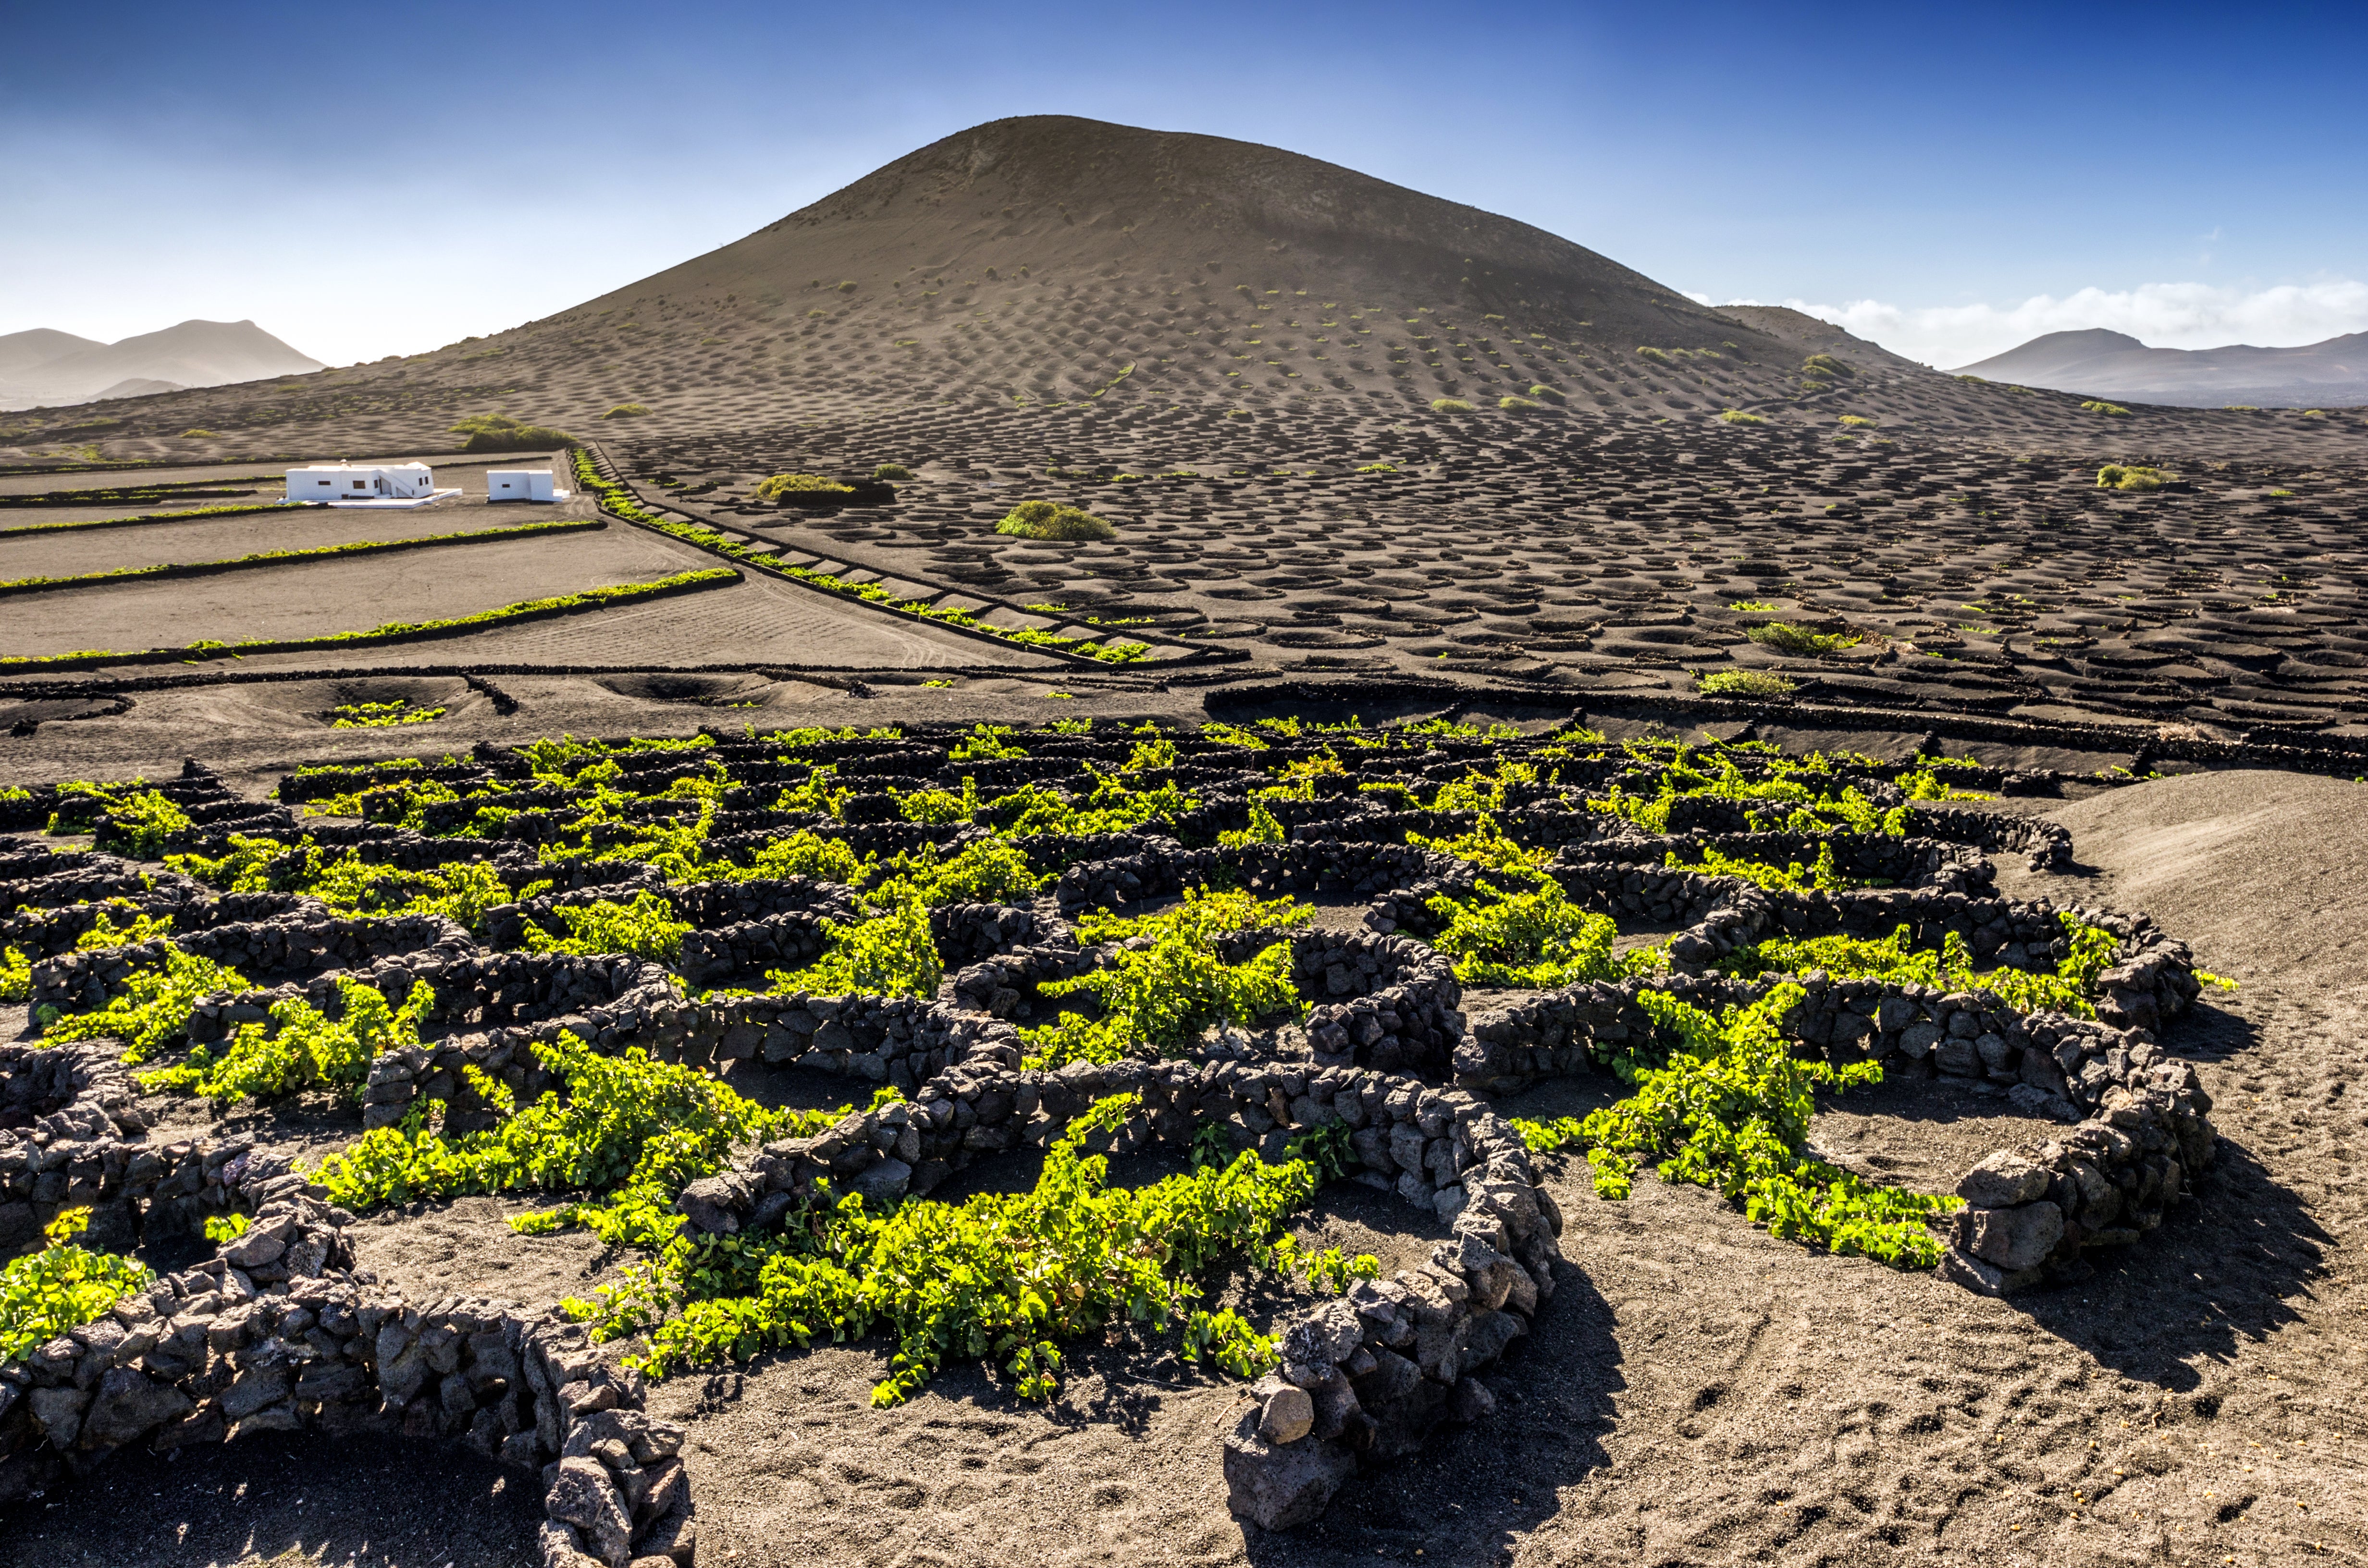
(0, 567, 737, 673)
(0, 517, 602, 598)
(0, 501, 305, 537)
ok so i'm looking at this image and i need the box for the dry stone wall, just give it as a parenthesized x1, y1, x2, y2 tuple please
(0, 719, 2257, 1544)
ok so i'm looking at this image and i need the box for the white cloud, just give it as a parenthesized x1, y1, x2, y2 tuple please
(1716, 280, 2368, 369)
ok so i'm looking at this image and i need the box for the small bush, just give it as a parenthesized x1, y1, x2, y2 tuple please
(602, 403, 651, 420)
(1699, 669, 1796, 698)
(1430, 398, 1475, 413)
(0, 1209, 153, 1365)
(1838, 415, 1875, 427)
(1719, 409, 1764, 425)
(1636, 347, 1671, 363)
(1527, 384, 1566, 403)
(872, 463, 913, 481)
(1728, 600, 1781, 612)
(1747, 622, 1862, 656)
(2081, 400, 2131, 416)
(1499, 395, 1542, 411)
(450, 413, 577, 452)
(331, 699, 444, 728)
(1802, 353, 1852, 379)
(754, 472, 855, 500)
(996, 500, 1115, 541)
(180, 429, 219, 439)
(2097, 464, 2173, 491)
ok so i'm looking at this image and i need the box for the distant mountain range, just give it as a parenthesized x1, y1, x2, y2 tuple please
(0, 320, 322, 410)
(1953, 327, 2368, 409)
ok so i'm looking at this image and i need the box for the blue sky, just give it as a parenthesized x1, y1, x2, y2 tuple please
(5, 0, 2362, 368)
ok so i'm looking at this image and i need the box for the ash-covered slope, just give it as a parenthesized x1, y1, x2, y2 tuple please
(1957, 327, 2368, 408)
(1714, 305, 1936, 377)
(11, 118, 2359, 464)
(593, 115, 1739, 349)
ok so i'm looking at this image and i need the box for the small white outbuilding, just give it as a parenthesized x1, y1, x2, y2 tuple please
(286, 464, 435, 502)
(486, 469, 568, 502)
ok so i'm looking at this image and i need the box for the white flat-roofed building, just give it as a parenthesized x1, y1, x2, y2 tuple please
(486, 469, 568, 502)
(284, 464, 459, 507)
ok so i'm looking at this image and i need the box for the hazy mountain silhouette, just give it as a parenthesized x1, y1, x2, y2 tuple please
(1956, 327, 2368, 408)
(0, 328, 103, 380)
(0, 319, 321, 410)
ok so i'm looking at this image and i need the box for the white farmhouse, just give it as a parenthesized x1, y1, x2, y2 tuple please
(282, 463, 462, 507)
(486, 469, 569, 502)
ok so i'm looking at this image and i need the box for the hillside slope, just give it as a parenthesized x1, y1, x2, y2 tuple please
(3, 118, 2358, 464)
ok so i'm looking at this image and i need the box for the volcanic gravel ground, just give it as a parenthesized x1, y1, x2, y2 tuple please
(592, 404, 2368, 736)
(5, 768, 2358, 1566)
(0, 516, 715, 659)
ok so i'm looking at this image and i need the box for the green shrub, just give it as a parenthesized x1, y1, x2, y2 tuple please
(754, 472, 855, 500)
(996, 500, 1116, 541)
(0, 1208, 154, 1365)
(2097, 464, 2173, 491)
(1499, 396, 1542, 411)
(311, 1030, 785, 1250)
(0, 946, 28, 1003)
(1424, 878, 1652, 989)
(1838, 415, 1875, 426)
(1746, 622, 1861, 656)
(1801, 353, 1852, 379)
(1698, 669, 1796, 698)
(767, 899, 941, 1000)
(1430, 398, 1475, 413)
(43, 945, 251, 1062)
(1720, 917, 2117, 1018)
(519, 891, 691, 963)
(203, 1213, 250, 1244)
(602, 403, 652, 420)
(1526, 384, 1566, 403)
(141, 978, 433, 1107)
(872, 463, 913, 481)
(1508, 985, 1956, 1266)
(2081, 400, 2131, 416)
(1022, 890, 1309, 1067)
(1664, 841, 1852, 893)
(450, 413, 577, 452)
(591, 1093, 1320, 1404)
(180, 429, 219, 439)
(1718, 409, 1764, 425)
(331, 699, 444, 728)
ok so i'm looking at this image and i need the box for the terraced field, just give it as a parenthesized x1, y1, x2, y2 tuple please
(0, 717, 2353, 1567)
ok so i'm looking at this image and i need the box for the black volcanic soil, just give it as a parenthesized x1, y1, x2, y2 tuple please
(3, 770, 2360, 1567)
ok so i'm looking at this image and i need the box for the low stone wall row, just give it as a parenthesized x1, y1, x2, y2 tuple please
(0, 1176, 697, 1568)
(664, 1046, 1564, 1531)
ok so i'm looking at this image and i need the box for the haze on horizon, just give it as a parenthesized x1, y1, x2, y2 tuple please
(3, 0, 2362, 373)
